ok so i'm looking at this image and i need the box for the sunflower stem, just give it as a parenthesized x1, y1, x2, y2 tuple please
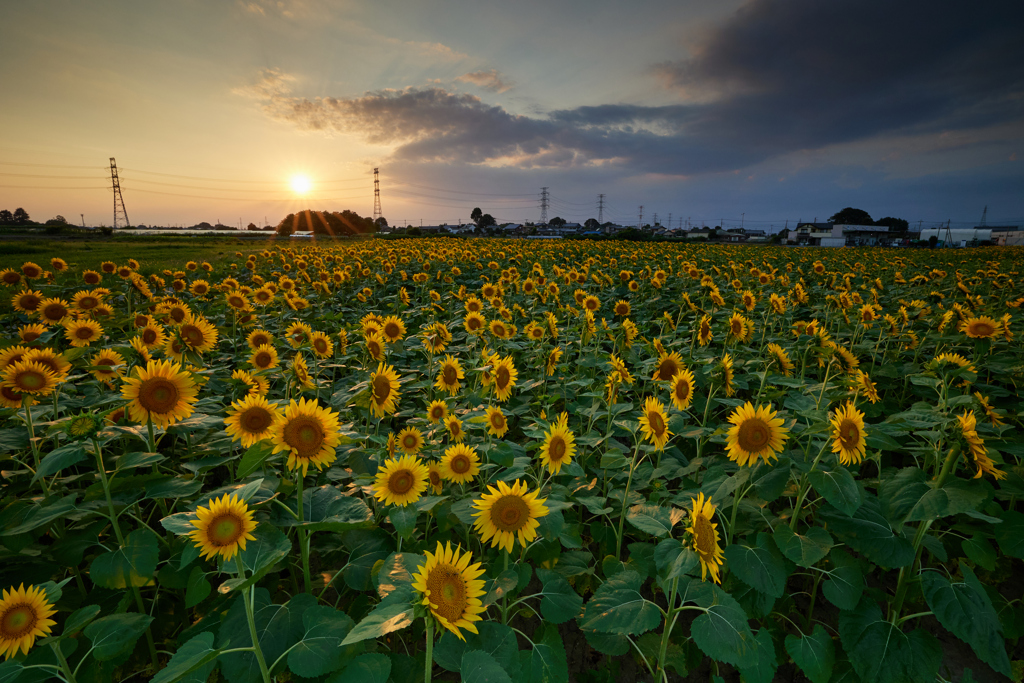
(424, 619, 435, 683)
(50, 641, 77, 683)
(92, 438, 126, 546)
(296, 474, 312, 594)
(147, 416, 157, 453)
(788, 440, 829, 531)
(615, 445, 643, 559)
(656, 576, 680, 681)
(235, 554, 273, 683)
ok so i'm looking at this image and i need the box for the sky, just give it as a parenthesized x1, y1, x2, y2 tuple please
(1, 0, 1022, 231)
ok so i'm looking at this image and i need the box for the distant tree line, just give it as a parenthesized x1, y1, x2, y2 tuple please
(828, 207, 909, 232)
(275, 209, 378, 237)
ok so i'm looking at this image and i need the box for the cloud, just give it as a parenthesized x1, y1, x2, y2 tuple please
(238, 0, 1024, 177)
(456, 69, 513, 93)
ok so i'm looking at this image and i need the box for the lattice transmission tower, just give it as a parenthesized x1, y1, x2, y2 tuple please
(540, 187, 549, 225)
(372, 168, 382, 223)
(597, 194, 605, 223)
(109, 157, 130, 228)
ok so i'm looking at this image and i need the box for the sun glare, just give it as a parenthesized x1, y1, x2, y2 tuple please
(290, 175, 312, 195)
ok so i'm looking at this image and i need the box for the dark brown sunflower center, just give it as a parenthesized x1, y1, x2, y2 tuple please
(170, 309, 186, 323)
(616, 304, 628, 315)
(1, 604, 37, 639)
(229, 296, 245, 308)
(450, 454, 471, 474)
(283, 416, 325, 457)
(425, 565, 468, 624)
(694, 514, 715, 556)
(548, 436, 567, 462)
(181, 325, 204, 346)
(75, 326, 95, 339)
(255, 352, 272, 367)
(208, 514, 242, 546)
(737, 418, 770, 452)
(491, 495, 528, 532)
(372, 375, 392, 402)
(314, 339, 327, 353)
(468, 301, 481, 312)
(674, 379, 691, 402)
(970, 321, 995, 336)
(43, 304, 67, 320)
(430, 407, 445, 420)
(402, 434, 418, 449)
(141, 329, 158, 344)
(839, 419, 860, 449)
(658, 359, 679, 381)
(78, 296, 98, 309)
(388, 470, 414, 494)
(443, 366, 458, 385)
(647, 410, 666, 436)
(3, 272, 21, 284)
(429, 470, 441, 486)
(241, 408, 273, 434)
(496, 367, 510, 389)
(139, 377, 180, 414)
(491, 414, 505, 430)
(19, 295, 41, 310)
(467, 317, 482, 330)
(384, 323, 400, 339)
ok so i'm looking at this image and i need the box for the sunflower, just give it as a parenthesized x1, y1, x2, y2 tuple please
(63, 318, 104, 348)
(0, 584, 57, 660)
(369, 362, 401, 418)
(687, 493, 724, 584)
(854, 370, 879, 404)
(310, 331, 333, 358)
(122, 360, 199, 429)
(546, 347, 562, 376)
(720, 353, 735, 397)
(614, 300, 631, 317)
(441, 444, 481, 484)
(290, 353, 315, 391)
(397, 426, 425, 456)
(932, 353, 976, 385)
(426, 399, 448, 424)
(249, 344, 279, 370)
(71, 290, 102, 312)
(269, 397, 341, 475)
(957, 411, 1005, 480)
(698, 315, 713, 346)
(189, 279, 211, 297)
(974, 392, 1005, 427)
(37, 297, 70, 325)
(225, 290, 251, 312)
(17, 324, 46, 344)
(445, 415, 465, 443)
(960, 316, 1000, 339)
(830, 401, 867, 466)
(246, 329, 274, 350)
(422, 322, 450, 353)
(286, 322, 313, 348)
(373, 455, 429, 507)
(426, 462, 444, 494)
(11, 290, 43, 314)
(638, 397, 672, 450)
(485, 406, 508, 438)
(582, 295, 600, 312)
(464, 312, 486, 335)
(381, 316, 406, 343)
(472, 479, 549, 553)
(23, 348, 71, 380)
(488, 319, 510, 339)
(90, 349, 125, 384)
(725, 402, 789, 467)
(669, 368, 696, 411)
(134, 323, 165, 351)
(412, 542, 486, 641)
(1, 360, 60, 397)
(176, 314, 219, 354)
(435, 355, 465, 396)
(539, 412, 575, 475)
(766, 343, 795, 377)
(224, 394, 281, 448)
(188, 494, 258, 562)
(490, 355, 518, 402)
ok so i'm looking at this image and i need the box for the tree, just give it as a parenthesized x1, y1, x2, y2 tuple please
(13, 208, 30, 225)
(875, 216, 909, 232)
(470, 207, 483, 226)
(549, 216, 566, 228)
(247, 222, 258, 231)
(929, 235, 938, 248)
(584, 218, 601, 231)
(375, 216, 389, 230)
(0, 210, 11, 224)
(49, 215, 67, 224)
(828, 207, 872, 225)
(478, 213, 496, 229)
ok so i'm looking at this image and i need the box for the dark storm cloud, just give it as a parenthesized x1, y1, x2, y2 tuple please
(246, 0, 1024, 174)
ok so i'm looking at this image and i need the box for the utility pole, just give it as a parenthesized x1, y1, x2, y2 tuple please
(80, 213, 85, 228)
(653, 212, 659, 226)
(597, 194, 605, 223)
(638, 205, 643, 229)
(741, 212, 745, 230)
(667, 213, 672, 230)
(373, 168, 382, 223)
(540, 187, 549, 224)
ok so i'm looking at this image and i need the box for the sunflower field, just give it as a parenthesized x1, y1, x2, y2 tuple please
(0, 242, 1021, 683)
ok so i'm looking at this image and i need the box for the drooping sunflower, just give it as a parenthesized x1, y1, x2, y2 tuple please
(472, 479, 549, 553)
(121, 360, 199, 429)
(441, 444, 481, 483)
(369, 362, 401, 418)
(485, 406, 509, 438)
(830, 401, 867, 466)
(269, 397, 342, 476)
(177, 314, 219, 354)
(854, 370, 879, 404)
(434, 355, 465, 396)
(957, 411, 1005, 480)
(697, 315, 713, 346)
(422, 322, 452, 354)
(247, 329, 274, 350)
(365, 331, 386, 361)
(725, 402, 789, 467)
(426, 462, 444, 494)
(373, 455, 429, 507)
(188, 494, 258, 561)
(539, 412, 576, 474)
(638, 396, 672, 450)
(974, 392, 1006, 427)
(411, 542, 486, 641)
(932, 353, 976, 386)
(0, 584, 57, 660)
(653, 351, 685, 382)
(291, 353, 315, 391)
(669, 368, 696, 412)
(766, 343, 795, 377)
(960, 316, 1000, 339)
(63, 318, 103, 348)
(687, 493, 725, 584)
(286, 322, 313, 348)
(225, 394, 281, 448)
(426, 399, 448, 424)
(720, 353, 735, 397)
(445, 415, 465, 443)
(249, 344, 279, 370)
(546, 347, 563, 376)
(90, 349, 125, 384)
(397, 426, 425, 456)
(490, 355, 518, 402)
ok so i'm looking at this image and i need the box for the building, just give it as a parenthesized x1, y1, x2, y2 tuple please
(918, 227, 991, 246)
(988, 226, 1022, 246)
(787, 222, 907, 247)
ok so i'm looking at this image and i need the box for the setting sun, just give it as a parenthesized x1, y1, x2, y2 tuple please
(290, 175, 312, 195)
